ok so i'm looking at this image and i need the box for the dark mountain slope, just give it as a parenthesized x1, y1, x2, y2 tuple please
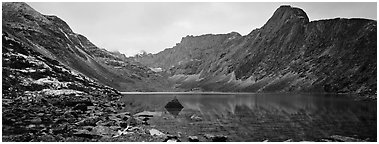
(2, 31, 176, 142)
(134, 5, 376, 97)
(2, 3, 176, 141)
(2, 30, 122, 141)
(2, 2, 172, 92)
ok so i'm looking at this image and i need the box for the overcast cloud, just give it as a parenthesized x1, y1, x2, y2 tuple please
(27, 2, 377, 56)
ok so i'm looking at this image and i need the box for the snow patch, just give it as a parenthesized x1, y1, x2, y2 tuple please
(33, 77, 71, 89)
(150, 67, 163, 72)
(75, 46, 90, 61)
(169, 74, 187, 81)
(170, 73, 203, 82)
(13, 52, 53, 71)
(184, 73, 201, 82)
(18, 68, 37, 73)
(226, 71, 256, 87)
(3, 33, 18, 42)
(40, 89, 85, 96)
(59, 28, 73, 43)
(228, 36, 236, 40)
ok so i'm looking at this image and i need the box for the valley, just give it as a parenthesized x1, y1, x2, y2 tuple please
(2, 2, 376, 142)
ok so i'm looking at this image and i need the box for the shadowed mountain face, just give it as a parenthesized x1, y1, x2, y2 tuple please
(2, 2, 178, 141)
(134, 5, 377, 97)
(2, 2, 173, 92)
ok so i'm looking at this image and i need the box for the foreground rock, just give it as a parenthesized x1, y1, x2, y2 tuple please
(204, 134, 228, 142)
(327, 135, 368, 142)
(149, 129, 165, 137)
(2, 29, 138, 142)
(188, 136, 200, 142)
(163, 135, 181, 142)
(190, 114, 202, 121)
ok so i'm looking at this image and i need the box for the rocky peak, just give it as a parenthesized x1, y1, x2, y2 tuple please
(135, 5, 376, 97)
(227, 31, 241, 37)
(44, 15, 73, 33)
(270, 5, 309, 24)
(260, 5, 309, 34)
(2, 2, 51, 24)
(3, 2, 74, 34)
(178, 33, 240, 48)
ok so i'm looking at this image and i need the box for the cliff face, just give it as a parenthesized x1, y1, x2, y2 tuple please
(135, 5, 377, 96)
(2, 2, 172, 92)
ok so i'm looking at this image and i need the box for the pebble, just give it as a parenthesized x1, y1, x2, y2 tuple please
(204, 134, 227, 142)
(188, 136, 199, 142)
(190, 114, 202, 121)
(212, 135, 228, 142)
(284, 139, 293, 142)
(149, 129, 165, 137)
(166, 139, 180, 142)
(164, 135, 180, 142)
(27, 124, 36, 128)
(30, 118, 42, 124)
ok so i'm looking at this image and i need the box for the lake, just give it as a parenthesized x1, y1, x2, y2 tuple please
(120, 93, 376, 142)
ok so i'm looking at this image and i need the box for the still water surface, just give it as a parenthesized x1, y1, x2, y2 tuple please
(121, 93, 376, 141)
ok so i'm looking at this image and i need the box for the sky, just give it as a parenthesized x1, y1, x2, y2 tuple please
(27, 2, 377, 56)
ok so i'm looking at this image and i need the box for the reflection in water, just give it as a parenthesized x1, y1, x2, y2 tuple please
(164, 97, 184, 117)
(121, 93, 376, 141)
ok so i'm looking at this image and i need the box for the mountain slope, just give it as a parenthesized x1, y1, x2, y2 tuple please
(134, 5, 377, 97)
(2, 2, 178, 141)
(2, 2, 172, 92)
(2, 29, 122, 141)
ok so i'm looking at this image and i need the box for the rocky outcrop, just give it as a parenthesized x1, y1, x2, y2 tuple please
(134, 5, 377, 98)
(3, 31, 117, 141)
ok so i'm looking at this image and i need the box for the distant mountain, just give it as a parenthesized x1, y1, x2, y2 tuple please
(2, 2, 174, 92)
(134, 5, 377, 97)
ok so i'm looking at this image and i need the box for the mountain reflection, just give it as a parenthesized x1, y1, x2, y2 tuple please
(179, 93, 375, 122)
(121, 93, 376, 140)
(122, 93, 376, 120)
(180, 94, 316, 118)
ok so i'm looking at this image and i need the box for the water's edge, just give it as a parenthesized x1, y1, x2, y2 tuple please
(120, 92, 256, 95)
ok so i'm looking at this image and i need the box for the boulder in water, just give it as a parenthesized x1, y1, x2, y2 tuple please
(164, 97, 184, 117)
